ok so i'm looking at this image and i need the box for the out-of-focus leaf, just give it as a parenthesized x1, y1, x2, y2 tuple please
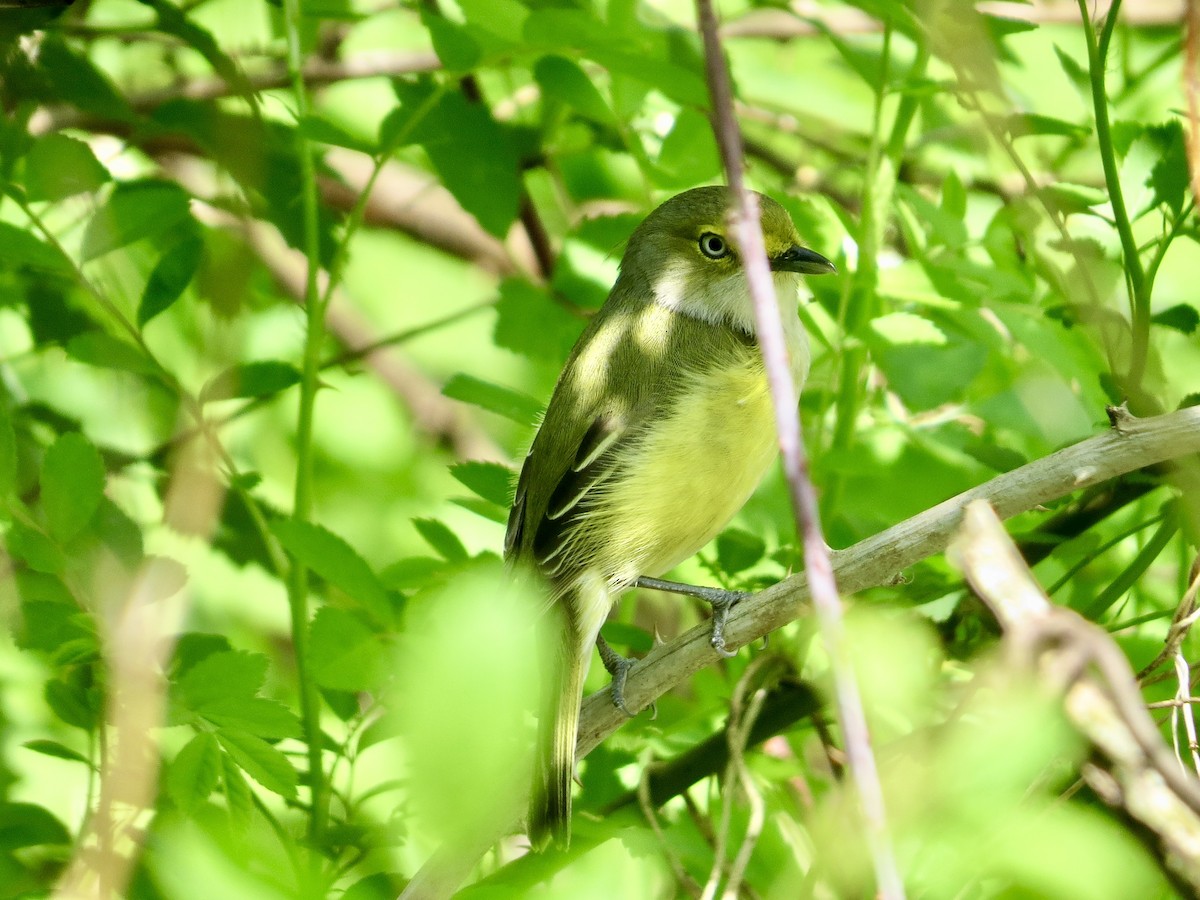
(139, 236, 204, 327)
(421, 9, 482, 71)
(716, 528, 766, 576)
(1151, 304, 1199, 335)
(176, 650, 268, 710)
(200, 361, 302, 403)
(66, 333, 158, 376)
(198, 697, 302, 740)
(44, 678, 98, 730)
(451, 497, 508, 524)
(22, 739, 90, 765)
(0, 407, 16, 497)
(442, 373, 542, 424)
(25, 134, 110, 201)
(271, 520, 394, 622)
(0, 222, 72, 273)
(657, 108, 720, 186)
(41, 432, 105, 543)
(534, 55, 611, 122)
(308, 607, 388, 692)
(0, 803, 70, 849)
(298, 115, 376, 154)
(220, 751, 254, 825)
(1144, 121, 1188, 215)
(413, 518, 468, 563)
(8, 522, 65, 574)
(1004, 113, 1089, 140)
(80, 180, 193, 261)
(36, 37, 132, 120)
(869, 312, 948, 346)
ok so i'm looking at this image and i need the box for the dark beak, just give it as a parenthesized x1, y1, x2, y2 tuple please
(770, 245, 837, 275)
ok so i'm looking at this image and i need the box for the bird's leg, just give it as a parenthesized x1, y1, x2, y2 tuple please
(636, 576, 747, 658)
(596, 634, 636, 717)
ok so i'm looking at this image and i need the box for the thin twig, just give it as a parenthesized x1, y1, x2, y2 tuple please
(693, 1, 905, 896)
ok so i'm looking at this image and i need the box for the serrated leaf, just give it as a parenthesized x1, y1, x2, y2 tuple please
(200, 361, 302, 403)
(177, 650, 268, 710)
(1151, 304, 1199, 335)
(216, 728, 298, 799)
(25, 134, 110, 202)
(66, 332, 158, 376)
(450, 496, 508, 524)
(1145, 121, 1188, 215)
(449, 461, 514, 507)
(139, 236, 204, 327)
(220, 750, 254, 826)
(308, 607, 387, 692)
(44, 678, 98, 730)
(81, 180, 193, 261)
(380, 556, 446, 590)
(442, 373, 542, 424)
(413, 518, 468, 562)
(41, 432, 105, 543)
(168, 732, 221, 813)
(271, 519, 393, 622)
(0, 803, 70, 849)
(198, 697, 302, 740)
(22, 739, 90, 765)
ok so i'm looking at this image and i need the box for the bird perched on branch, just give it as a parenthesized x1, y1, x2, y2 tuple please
(505, 185, 835, 848)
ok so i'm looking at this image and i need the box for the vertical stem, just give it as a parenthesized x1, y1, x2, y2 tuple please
(694, 2, 905, 897)
(279, 0, 329, 850)
(1077, 0, 1150, 386)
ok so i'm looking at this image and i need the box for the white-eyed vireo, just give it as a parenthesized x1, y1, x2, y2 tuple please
(505, 186, 835, 847)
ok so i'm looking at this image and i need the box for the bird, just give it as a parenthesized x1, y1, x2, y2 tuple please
(504, 185, 835, 848)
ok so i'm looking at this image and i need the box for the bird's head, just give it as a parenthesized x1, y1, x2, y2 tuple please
(617, 185, 835, 333)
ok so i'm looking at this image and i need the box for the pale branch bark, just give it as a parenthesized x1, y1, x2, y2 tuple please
(696, 0, 905, 894)
(576, 405, 1200, 756)
(949, 499, 1200, 893)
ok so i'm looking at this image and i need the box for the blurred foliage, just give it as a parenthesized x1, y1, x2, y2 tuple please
(0, 0, 1197, 896)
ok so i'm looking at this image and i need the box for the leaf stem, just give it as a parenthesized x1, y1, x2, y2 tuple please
(279, 0, 330, 851)
(1077, 0, 1150, 387)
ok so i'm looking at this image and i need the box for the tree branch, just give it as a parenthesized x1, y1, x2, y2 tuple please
(576, 406, 1200, 756)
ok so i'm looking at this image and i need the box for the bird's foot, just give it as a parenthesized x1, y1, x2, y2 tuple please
(636, 576, 749, 658)
(596, 634, 637, 717)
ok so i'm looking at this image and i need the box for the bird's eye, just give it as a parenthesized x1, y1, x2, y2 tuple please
(698, 232, 729, 259)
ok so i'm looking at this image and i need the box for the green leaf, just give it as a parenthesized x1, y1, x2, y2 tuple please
(167, 732, 221, 813)
(66, 332, 158, 376)
(41, 432, 106, 543)
(22, 739, 90, 765)
(1145, 121, 1189, 215)
(534, 55, 611, 122)
(220, 748, 255, 825)
(80, 180, 193, 262)
(44, 678, 99, 730)
(413, 517, 468, 562)
(869, 312, 948, 346)
(493, 278, 585, 361)
(1052, 44, 1089, 90)
(198, 697, 303, 740)
(7, 522, 65, 574)
(308, 607, 388, 692)
(442, 373, 542, 424)
(390, 82, 520, 238)
(1004, 113, 1089, 140)
(657, 108, 720, 186)
(139, 237, 204, 327)
(215, 728, 298, 800)
(271, 520, 393, 622)
(177, 650, 268, 710)
(0, 407, 17, 498)
(421, 9, 482, 71)
(0, 803, 70, 850)
(25, 134, 110, 201)
(1151, 304, 1199, 335)
(380, 556, 446, 590)
(200, 361, 302, 403)
(298, 115, 376, 154)
(716, 528, 766, 576)
(37, 36, 132, 121)
(451, 496, 508, 524)
(599, 621, 653, 653)
(449, 461, 514, 507)
(0, 222, 72, 273)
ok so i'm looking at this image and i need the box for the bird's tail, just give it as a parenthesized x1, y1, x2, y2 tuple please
(528, 616, 587, 849)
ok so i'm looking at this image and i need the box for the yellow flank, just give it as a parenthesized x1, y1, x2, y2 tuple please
(590, 351, 777, 586)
